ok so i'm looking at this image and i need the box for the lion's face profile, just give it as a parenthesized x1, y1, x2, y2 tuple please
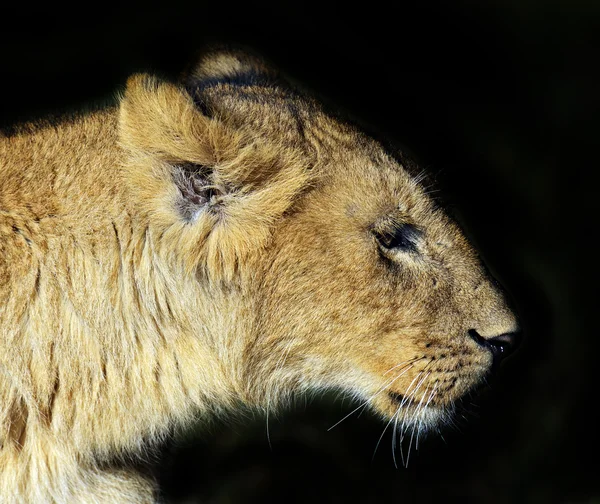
(250, 141, 519, 428)
(120, 50, 519, 432)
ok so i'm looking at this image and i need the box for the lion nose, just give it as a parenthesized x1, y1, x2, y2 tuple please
(468, 329, 521, 364)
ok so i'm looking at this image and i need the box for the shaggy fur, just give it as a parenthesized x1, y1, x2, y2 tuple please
(0, 50, 518, 502)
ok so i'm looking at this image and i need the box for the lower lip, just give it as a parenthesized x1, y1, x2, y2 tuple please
(388, 392, 413, 407)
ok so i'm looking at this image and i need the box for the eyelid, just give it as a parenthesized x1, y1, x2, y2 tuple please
(376, 224, 418, 252)
(372, 221, 422, 253)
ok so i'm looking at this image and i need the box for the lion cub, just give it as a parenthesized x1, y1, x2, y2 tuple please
(0, 50, 519, 502)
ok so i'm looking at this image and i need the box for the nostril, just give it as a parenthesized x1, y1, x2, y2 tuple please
(468, 329, 521, 361)
(487, 332, 521, 357)
(468, 329, 486, 347)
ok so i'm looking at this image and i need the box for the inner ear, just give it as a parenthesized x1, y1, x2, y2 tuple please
(172, 163, 223, 222)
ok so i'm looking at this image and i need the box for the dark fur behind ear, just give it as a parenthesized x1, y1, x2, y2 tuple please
(183, 47, 281, 96)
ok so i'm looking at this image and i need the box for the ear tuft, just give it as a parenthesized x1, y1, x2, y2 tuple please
(119, 74, 218, 163)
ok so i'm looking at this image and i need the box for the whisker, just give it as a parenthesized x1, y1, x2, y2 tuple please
(422, 384, 438, 420)
(372, 407, 401, 462)
(405, 423, 417, 467)
(400, 371, 431, 437)
(399, 428, 406, 467)
(397, 372, 433, 464)
(411, 384, 433, 452)
(327, 361, 417, 431)
(383, 356, 423, 376)
(356, 356, 426, 420)
(399, 370, 430, 410)
(414, 382, 432, 417)
(397, 370, 424, 410)
(392, 409, 400, 469)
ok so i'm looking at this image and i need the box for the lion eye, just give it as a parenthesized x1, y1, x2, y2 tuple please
(374, 223, 420, 253)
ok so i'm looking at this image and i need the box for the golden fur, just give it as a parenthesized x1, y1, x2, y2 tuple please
(0, 50, 518, 502)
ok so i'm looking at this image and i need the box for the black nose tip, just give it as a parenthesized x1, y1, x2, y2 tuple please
(468, 329, 521, 363)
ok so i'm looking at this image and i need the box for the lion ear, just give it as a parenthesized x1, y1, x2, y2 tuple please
(119, 73, 229, 222)
(118, 72, 309, 280)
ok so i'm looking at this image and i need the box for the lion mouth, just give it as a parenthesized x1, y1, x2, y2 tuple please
(388, 391, 416, 408)
(387, 390, 443, 412)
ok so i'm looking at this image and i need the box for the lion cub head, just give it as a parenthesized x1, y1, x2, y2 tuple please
(118, 50, 519, 436)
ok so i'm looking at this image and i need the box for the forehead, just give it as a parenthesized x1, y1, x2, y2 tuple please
(303, 118, 436, 218)
(205, 82, 436, 216)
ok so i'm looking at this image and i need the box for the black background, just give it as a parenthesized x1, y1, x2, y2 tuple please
(2, 2, 598, 503)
